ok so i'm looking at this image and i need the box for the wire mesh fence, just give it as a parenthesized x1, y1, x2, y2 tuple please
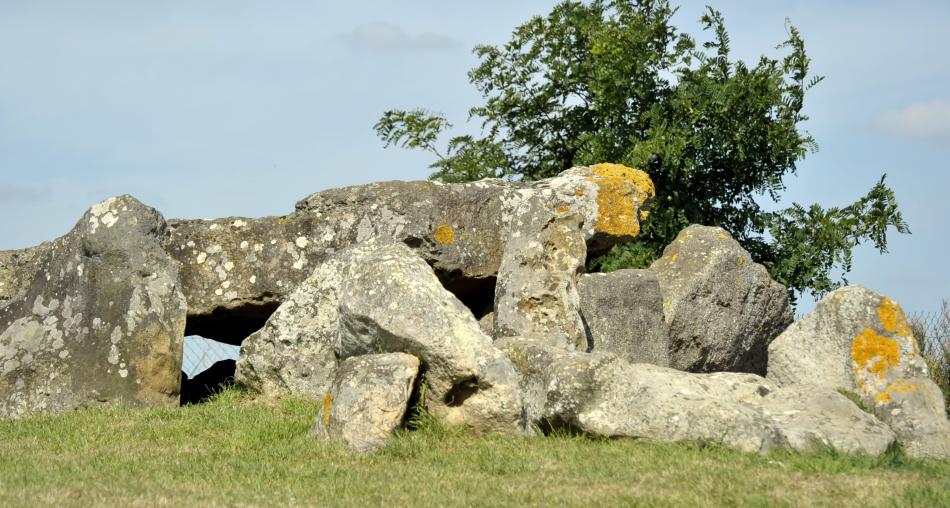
(182, 336, 241, 379)
(908, 302, 950, 354)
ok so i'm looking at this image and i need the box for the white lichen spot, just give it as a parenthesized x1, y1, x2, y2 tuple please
(222, 280, 231, 289)
(186, 240, 196, 248)
(295, 236, 309, 249)
(270, 239, 277, 245)
(215, 288, 224, 296)
(249, 275, 257, 284)
(232, 219, 247, 228)
(118, 369, 128, 378)
(196, 252, 208, 264)
(254, 243, 264, 252)
(107, 344, 120, 365)
(224, 261, 235, 271)
(100, 211, 118, 229)
(240, 241, 249, 250)
(209, 224, 220, 231)
(59, 350, 70, 359)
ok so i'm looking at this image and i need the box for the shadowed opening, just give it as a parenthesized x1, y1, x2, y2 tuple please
(184, 300, 280, 346)
(443, 377, 480, 407)
(180, 301, 279, 405)
(437, 273, 496, 320)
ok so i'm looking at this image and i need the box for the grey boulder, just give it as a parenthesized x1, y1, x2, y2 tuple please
(499, 338, 895, 456)
(768, 285, 950, 459)
(0, 196, 186, 418)
(650, 225, 793, 374)
(311, 353, 419, 453)
(336, 243, 523, 434)
(577, 269, 670, 365)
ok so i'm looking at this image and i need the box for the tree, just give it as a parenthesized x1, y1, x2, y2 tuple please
(374, 0, 909, 301)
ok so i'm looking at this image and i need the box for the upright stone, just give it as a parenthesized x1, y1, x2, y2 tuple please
(494, 163, 655, 351)
(234, 257, 346, 400)
(0, 196, 186, 418)
(311, 353, 419, 453)
(768, 285, 950, 459)
(651, 225, 793, 374)
(577, 269, 670, 365)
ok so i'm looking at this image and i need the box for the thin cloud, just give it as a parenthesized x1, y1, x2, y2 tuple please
(0, 183, 52, 204)
(338, 22, 461, 52)
(873, 100, 950, 146)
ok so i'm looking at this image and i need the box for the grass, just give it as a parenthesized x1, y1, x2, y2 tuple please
(0, 389, 947, 508)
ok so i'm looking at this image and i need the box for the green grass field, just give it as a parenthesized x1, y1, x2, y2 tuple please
(0, 389, 947, 507)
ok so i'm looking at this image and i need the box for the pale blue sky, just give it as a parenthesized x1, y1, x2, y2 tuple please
(1, 1, 948, 312)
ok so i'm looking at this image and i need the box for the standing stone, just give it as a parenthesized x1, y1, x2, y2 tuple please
(650, 225, 793, 374)
(577, 269, 670, 365)
(311, 353, 420, 453)
(234, 257, 346, 400)
(336, 243, 523, 434)
(494, 163, 656, 351)
(768, 285, 950, 459)
(0, 196, 186, 418)
(493, 196, 588, 350)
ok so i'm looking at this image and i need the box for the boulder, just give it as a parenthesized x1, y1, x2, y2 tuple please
(493, 163, 655, 351)
(311, 353, 419, 453)
(577, 269, 670, 365)
(161, 164, 653, 342)
(234, 257, 346, 399)
(499, 338, 895, 456)
(336, 243, 523, 434)
(650, 225, 793, 374)
(768, 285, 950, 459)
(492, 195, 588, 350)
(0, 196, 186, 418)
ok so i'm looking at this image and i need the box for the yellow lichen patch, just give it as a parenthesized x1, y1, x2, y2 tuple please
(433, 224, 456, 245)
(556, 206, 570, 213)
(588, 163, 655, 237)
(574, 188, 586, 196)
(322, 393, 333, 427)
(877, 297, 911, 337)
(639, 210, 649, 221)
(875, 379, 919, 403)
(851, 328, 901, 379)
(670, 253, 679, 263)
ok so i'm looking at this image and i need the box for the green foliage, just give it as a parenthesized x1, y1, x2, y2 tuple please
(374, 0, 909, 300)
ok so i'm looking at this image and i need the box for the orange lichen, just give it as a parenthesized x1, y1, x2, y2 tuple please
(574, 188, 586, 196)
(322, 393, 333, 427)
(556, 206, 570, 213)
(875, 379, 919, 403)
(851, 328, 901, 378)
(877, 297, 911, 337)
(588, 163, 655, 237)
(433, 224, 456, 244)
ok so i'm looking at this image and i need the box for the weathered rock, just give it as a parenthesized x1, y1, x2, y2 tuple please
(493, 196, 588, 350)
(478, 312, 494, 337)
(234, 256, 346, 399)
(311, 353, 419, 453)
(337, 243, 523, 433)
(577, 269, 670, 365)
(499, 338, 895, 456)
(0, 196, 186, 418)
(650, 225, 793, 374)
(493, 164, 655, 351)
(768, 285, 950, 459)
(759, 384, 895, 455)
(162, 164, 653, 342)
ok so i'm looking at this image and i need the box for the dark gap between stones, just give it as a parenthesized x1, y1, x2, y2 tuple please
(436, 273, 496, 320)
(180, 301, 279, 406)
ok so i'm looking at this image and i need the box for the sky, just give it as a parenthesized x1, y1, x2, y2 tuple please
(1, 1, 948, 314)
